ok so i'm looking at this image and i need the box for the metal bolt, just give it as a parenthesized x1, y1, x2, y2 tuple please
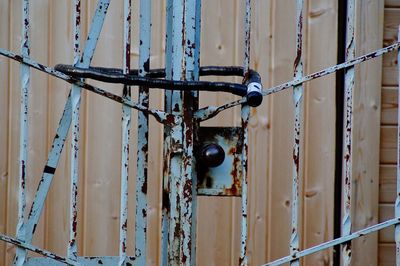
(200, 143, 225, 168)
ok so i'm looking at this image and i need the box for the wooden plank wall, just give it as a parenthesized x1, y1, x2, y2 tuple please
(379, 0, 400, 265)
(352, 1, 384, 265)
(267, 1, 337, 265)
(0, 0, 387, 265)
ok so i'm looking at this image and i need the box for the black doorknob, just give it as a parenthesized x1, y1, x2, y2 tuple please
(200, 143, 225, 168)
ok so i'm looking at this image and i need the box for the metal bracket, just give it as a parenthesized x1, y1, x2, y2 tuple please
(196, 127, 243, 196)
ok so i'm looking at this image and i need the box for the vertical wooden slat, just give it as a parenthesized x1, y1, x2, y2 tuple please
(146, 1, 164, 265)
(45, 0, 73, 256)
(6, 0, 21, 262)
(195, 0, 242, 265)
(26, 0, 50, 257)
(82, 0, 126, 256)
(352, 1, 384, 265)
(379, 4, 400, 265)
(303, 1, 337, 265)
(247, 0, 272, 265)
(0, 0, 10, 265)
(267, 0, 296, 261)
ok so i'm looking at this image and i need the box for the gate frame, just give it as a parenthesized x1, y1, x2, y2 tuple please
(0, 0, 400, 265)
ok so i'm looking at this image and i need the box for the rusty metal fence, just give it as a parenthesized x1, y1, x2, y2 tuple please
(0, 0, 400, 265)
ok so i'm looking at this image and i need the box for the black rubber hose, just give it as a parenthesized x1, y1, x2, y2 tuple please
(56, 64, 245, 78)
(54, 64, 263, 106)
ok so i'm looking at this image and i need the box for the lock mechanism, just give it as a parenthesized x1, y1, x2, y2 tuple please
(195, 127, 243, 197)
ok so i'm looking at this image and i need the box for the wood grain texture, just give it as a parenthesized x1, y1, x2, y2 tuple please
(6, 1, 24, 263)
(378, 3, 399, 265)
(380, 126, 397, 164)
(145, 2, 164, 265)
(378, 243, 396, 266)
(267, 0, 297, 262)
(0, 0, 10, 264)
(196, 0, 241, 264)
(381, 87, 397, 125)
(351, 1, 384, 265)
(83, 0, 128, 256)
(246, 0, 271, 265)
(302, 1, 337, 265)
(3, 0, 391, 265)
(378, 204, 394, 243)
(380, 165, 396, 203)
(382, 8, 400, 86)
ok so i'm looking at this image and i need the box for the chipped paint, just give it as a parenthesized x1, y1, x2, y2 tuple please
(14, 1, 30, 265)
(239, 1, 251, 264)
(1, 1, 400, 265)
(67, 0, 82, 260)
(134, 0, 151, 264)
(341, 1, 355, 265)
(196, 127, 243, 196)
(118, 0, 132, 264)
(263, 218, 400, 266)
(290, 1, 304, 266)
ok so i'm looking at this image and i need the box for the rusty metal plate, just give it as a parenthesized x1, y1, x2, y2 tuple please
(196, 127, 243, 196)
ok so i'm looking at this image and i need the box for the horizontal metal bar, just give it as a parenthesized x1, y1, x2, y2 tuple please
(194, 42, 400, 121)
(25, 257, 136, 266)
(262, 218, 400, 266)
(0, 48, 177, 125)
(0, 234, 79, 266)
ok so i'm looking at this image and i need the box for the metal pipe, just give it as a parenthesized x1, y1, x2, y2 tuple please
(263, 217, 400, 266)
(118, 0, 131, 264)
(290, 1, 304, 265)
(239, 0, 251, 264)
(161, 0, 174, 263)
(167, 1, 185, 264)
(134, 0, 151, 264)
(68, 0, 82, 260)
(1, 234, 79, 266)
(189, 0, 202, 262)
(179, 1, 200, 264)
(14, 0, 30, 264)
(341, 0, 355, 264)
